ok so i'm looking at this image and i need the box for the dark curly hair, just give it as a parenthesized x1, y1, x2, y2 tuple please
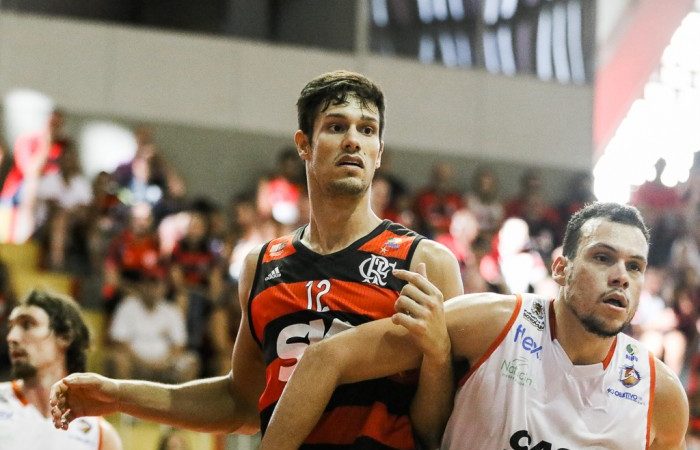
(561, 202, 650, 260)
(296, 70, 385, 142)
(24, 290, 90, 373)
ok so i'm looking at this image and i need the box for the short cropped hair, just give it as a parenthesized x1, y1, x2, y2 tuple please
(24, 290, 90, 374)
(561, 202, 650, 259)
(296, 70, 385, 141)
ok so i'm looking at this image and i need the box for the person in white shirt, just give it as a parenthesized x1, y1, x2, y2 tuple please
(260, 202, 689, 450)
(2, 289, 121, 450)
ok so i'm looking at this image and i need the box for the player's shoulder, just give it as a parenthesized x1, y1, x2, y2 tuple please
(650, 357, 689, 447)
(413, 237, 459, 268)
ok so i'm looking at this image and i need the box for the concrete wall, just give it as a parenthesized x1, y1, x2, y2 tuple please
(0, 12, 593, 205)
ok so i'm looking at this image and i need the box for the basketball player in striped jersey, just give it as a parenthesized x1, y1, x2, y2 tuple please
(2, 290, 122, 450)
(260, 202, 689, 450)
(49, 70, 463, 448)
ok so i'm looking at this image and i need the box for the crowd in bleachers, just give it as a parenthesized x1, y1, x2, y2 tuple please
(0, 113, 698, 438)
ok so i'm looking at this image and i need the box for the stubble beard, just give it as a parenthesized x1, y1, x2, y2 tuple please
(565, 271, 630, 338)
(11, 362, 37, 380)
(327, 178, 367, 197)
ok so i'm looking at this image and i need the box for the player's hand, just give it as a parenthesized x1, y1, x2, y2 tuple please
(49, 373, 120, 429)
(391, 263, 450, 364)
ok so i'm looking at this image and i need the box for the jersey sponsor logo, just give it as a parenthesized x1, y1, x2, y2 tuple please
(523, 299, 546, 331)
(619, 365, 641, 388)
(380, 237, 403, 254)
(76, 418, 93, 433)
(264, 266, 282, 281)
(276, 317, 352, 382)
(500, 357, 534, 387)
(606, 387, 645, 405)
(514, 324, 542, 359)
(625, 343, 639, 363)
(506, 429, 569, 450)
(359, 254, 396, 286)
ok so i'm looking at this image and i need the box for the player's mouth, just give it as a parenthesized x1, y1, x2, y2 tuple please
(336, 156, 364, 169)
(601, 291, 628, 310)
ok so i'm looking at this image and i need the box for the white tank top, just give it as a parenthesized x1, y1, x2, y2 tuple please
(0, 381, 104, 450)
(442, 295, 655, 450)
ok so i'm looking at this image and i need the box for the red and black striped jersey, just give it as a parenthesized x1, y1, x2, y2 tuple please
(248, 220, 424, 449)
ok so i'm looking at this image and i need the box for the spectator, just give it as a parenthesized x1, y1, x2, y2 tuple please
(0, 258, 16, 379)
(102, 202, 161, 315)
(414, 161, 464, 237)
(227, 193, 273, 283)
(35, 145, 93, 271)
(256, 147, 305, 233)
(505, 168, 562, 261)
(435, 208, 487, 293)
(464, 166, 504, 237)
(105, 266, 199, 384)
(0, 109, 70, 243)
(557, 172, 595, 224)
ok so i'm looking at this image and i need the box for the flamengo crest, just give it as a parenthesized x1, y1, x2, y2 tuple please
(359, 254, 396, 286)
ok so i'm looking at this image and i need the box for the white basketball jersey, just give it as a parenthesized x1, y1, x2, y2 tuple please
(0, 381, 104, 450)
(443, 295, 655, 450)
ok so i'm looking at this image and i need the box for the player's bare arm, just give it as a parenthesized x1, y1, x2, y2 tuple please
(401, 239, 463, 448)
(649, 358, 689, 450)
(260, 283, 517, 450)
(51, 247, 266, 434)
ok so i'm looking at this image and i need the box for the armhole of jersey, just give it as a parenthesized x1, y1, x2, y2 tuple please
(457, 294, 522, 388)
(247, 242, 269, 349)
(405, 234, 423, 265)
(645, 353, 656, 450)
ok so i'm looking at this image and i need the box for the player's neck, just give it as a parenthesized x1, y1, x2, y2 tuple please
(552, 298, 617, 366)
(304, 196, 381, 255)
(20, 367, 66, 416)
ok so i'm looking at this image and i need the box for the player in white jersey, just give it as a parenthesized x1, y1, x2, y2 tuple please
(260, 202, 689, 449)
(2, 290, 121, 450)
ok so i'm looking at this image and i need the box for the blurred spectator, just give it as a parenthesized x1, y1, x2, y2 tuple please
(414, 161, 464, 237)
(103, 202, 161, 315)
(374, 150, 409, 212)
(169, 207, 223, 373)
(631, 158, 684, 267)
(435, 209, 487, 293)
(113, 126, 185, 220)
(0, 258, 16, 379)
(157, 428, 192, 450)
(256, 147, 305, 231)
(35, 145, 93, 271)
(86, 171, 123, 272)
(0, 109, 69, 243)
(228, 193, 274, 283)
(105, 266, 199, 383)
(505, 169, 562, 262)
(464, 166, 504, 238)
(557, 172, 595, 224)
(479, 217, 548, 295)
(631, 268, 685, 375)
(208, 291, 241, 376)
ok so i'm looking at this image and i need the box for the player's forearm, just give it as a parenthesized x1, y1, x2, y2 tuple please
(410, 351, 454, 449)
(260, 342, 342, 450)
(115, 375, 257, 433)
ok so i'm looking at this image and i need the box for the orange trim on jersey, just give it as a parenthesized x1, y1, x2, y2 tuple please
(262, 235, 296, 263)
(358, 230, 416, 260)
(645, 354, 656, 450)
(251, 280, 398, 342)
(305, 403, 414, 449)
(259, 359, 288, 411)
(11, 380, 28, 405)
(601, 336, 618, 370)
(458, 295, 522, 387)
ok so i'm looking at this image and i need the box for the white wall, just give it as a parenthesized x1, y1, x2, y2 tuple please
(0, 12, 594, 173)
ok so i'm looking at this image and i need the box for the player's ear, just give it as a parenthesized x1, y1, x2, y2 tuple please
(294, 130, 311, 160)
(551, 255, 568, 286)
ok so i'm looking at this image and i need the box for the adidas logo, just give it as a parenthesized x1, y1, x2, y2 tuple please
(265, 266, 281, 281)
